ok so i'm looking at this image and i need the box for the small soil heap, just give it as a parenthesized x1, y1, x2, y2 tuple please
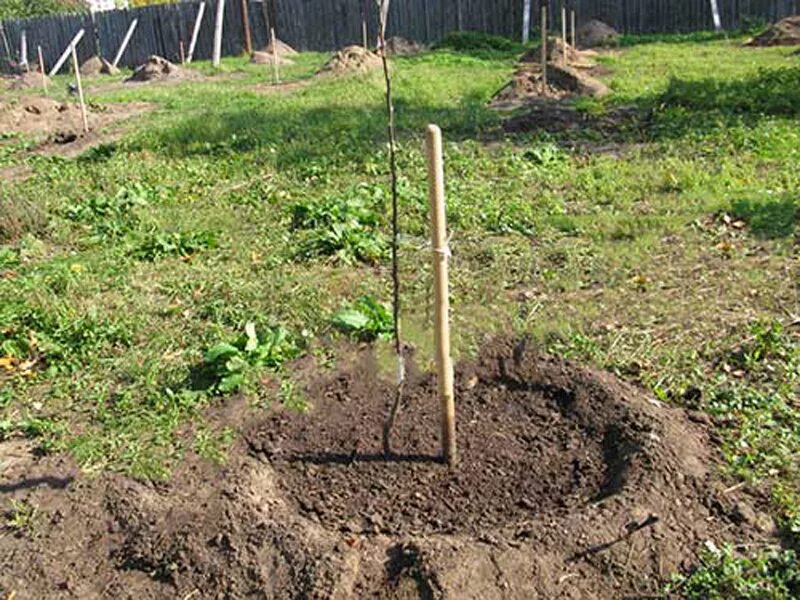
(491, 63, 610, 108)
(80, 56, 120, 76)
(577, 19, 620, 48)
(385, 36, 424, 56)
(3, 71, 51, 90)
(125, 55, 195, 83)
(0, 97, 87, 137)
(746, 15, 800, 46)
(318, 45, 382, 74)
(520, 37, 598, 69)
(251, 38, 297, 65)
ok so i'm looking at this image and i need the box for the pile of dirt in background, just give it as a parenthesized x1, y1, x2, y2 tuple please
(250, 51, 294, 66)
(520, 37, 598, 68)
(0, 97, 88, 137)
(577, 19, 620, 48)
(491, 64, 610, 108)
(80, 56, 120, 76)
(746, 15, 800, 46)
(385, 36, 425, 55)
(262, 38, 298, 55)
(2, 71, 51, 90)
(318, 45, 382, 74)
(125, 55, 197, 83)
(0, 340, 772, 598)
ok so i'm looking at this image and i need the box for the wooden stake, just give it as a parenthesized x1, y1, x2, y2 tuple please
(241, 0, 252, 55)
(270, 27, 279, 84)
(571, 9, 576, 49)
(522, 0, 531, 44)
(213, 0, 225, 68)
(50, 29, 84, 76)
(561, 4, 567, 66)
(362, 19, 368, 50)
(540, 5, 547, 92)
(187, 2, 206, 63)
(113, 18, 137, 68)
(20, 29, 28, 70)
(425, 124, 456, 468)
(70, 44, 89, 134)
(180, 40, 186, 64)
(37, 45, 47, 94)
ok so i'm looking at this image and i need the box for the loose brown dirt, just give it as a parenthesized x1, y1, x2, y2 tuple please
(746, 15, 800, 46)
(385, 36, 425, 56)
(0, 339, 773, 599)
(519, 38, 597, 69)
(259, 38, 298, 55)
(250, 50, 295, 66)
(490, 64, 610, 109)
(2, 71, 52, 90)
(125, 55, 199, 83)
(318, 45, 382, 75)
(80, 55, 120, 76)
(577, 19, 620, 49)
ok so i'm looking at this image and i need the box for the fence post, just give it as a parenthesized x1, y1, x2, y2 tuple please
(213, 0, 225, 67)
(241, 0, 252, 54)
(187, 2, 206, 63)
(20, 30, 28, 69)
(522, 0, 531, 43)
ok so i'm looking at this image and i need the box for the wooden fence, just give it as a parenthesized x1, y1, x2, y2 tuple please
(1, 0, 799, 73)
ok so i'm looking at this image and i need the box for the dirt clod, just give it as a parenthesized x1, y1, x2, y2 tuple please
(746, 15, 800, 46)
(318, 45, 382, 75)
(0, 340, 772, 599)
(577, 19, 620, 48)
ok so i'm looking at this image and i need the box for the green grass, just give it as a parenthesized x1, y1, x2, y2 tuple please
(1, 33, 799, 591)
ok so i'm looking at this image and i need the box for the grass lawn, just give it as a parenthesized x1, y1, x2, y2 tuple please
(1, 32, 798, 594)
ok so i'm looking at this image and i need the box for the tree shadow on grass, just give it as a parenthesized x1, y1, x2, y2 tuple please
(730, 196, 798, 239)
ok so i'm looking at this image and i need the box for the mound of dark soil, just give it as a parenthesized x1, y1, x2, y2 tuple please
(125, 55, 196, 83)
(80, 55, 120, 76)
(0, 340, 774, 599)
(491, 64, 610, 108)
(577, 19, 620, 48)
(746, 15, 800, 46)
(250, 50, 295, 66)
(3, 71, 51, 90)
(385, 36, 424, 56)
(520, 37, 596, 68)
(318, 45, 382, 74)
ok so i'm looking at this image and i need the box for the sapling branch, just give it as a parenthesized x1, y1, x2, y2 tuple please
(376, 0, 405, 456)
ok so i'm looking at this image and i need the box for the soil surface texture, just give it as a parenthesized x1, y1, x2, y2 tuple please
(318, 45, 382, 75)
(2, 71, 51, 90)
(746, 15, 800, 46)
(259, 39, 298, 55)
(250, 50, 295, 66)
(0, 340, 773, 599)
(519, 38, 597, 69)
(577, 19, 620, 49)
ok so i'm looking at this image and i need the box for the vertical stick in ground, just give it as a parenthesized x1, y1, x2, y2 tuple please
(561, 3, 567, 66)
(540, 5, 547, 92)
(425, 124, 456, 468)
(522, 0, 531, 44)
(571, 9, 576, 49)
(38, 45, 47, 94)
(70, 44, 89, 134)
(213, 0, 225, 68)
(270, 27, 279, 84)
(377, 0, 406, 457)
(180, 40, 186, 64)
(241, 0, 253, 55)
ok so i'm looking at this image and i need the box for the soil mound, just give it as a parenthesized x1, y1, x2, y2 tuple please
(385, 36, 424, 55)
(250, 50, 295, 66)
(520, 37, 597, 68)
(3, 71, 51, 90)
(491, 64, 610, 108)
(318, 45, 382, 74)
(0, 97, 85, 136)
(577, 19, 620, 48)
(746, 15, 800, 46)
(125, 55, 195, 83)
(260, 38, 298, 55)
(80, 55, 120, 76)
(0, 340, 773, 598)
